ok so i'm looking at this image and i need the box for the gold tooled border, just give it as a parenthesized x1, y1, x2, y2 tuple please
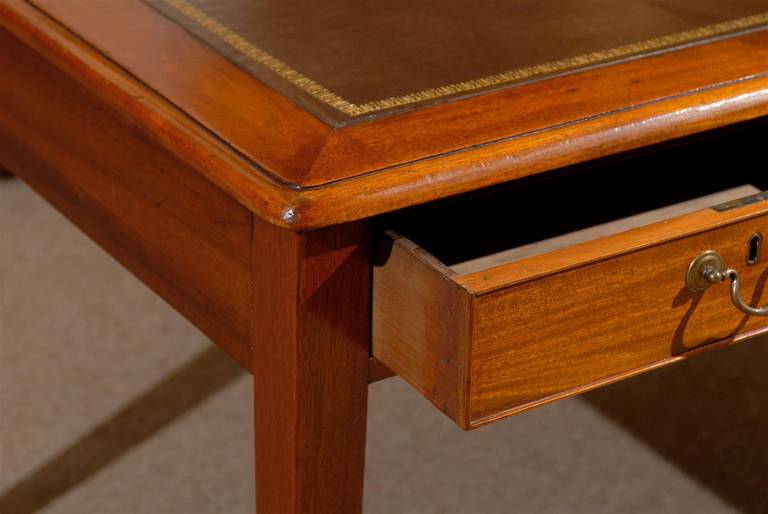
(158, 0, 768, 116)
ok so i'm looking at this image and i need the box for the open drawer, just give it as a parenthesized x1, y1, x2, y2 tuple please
(372, 120, 768, 429)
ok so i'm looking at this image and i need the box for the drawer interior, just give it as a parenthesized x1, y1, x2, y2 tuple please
(385, 119, 768, 274)
(373, 118, 768, 429)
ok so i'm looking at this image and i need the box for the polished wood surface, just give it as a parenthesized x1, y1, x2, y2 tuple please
(468, 212, 768, 425)
(251, 218, 370, 514)
(0, 18, 253, 367)
(0, 0, 299, 225)
(374, 201, 768, 429)
(144, 0, 768, 121)
(4, 0, 768, 510)
(451, 185, 760, 275)
(2, 0, 764, 229)
(372, 235, 471, 423)
(0, 0, 385, 368)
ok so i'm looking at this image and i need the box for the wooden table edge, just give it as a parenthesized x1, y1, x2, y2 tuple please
(4, 0, 768, 232)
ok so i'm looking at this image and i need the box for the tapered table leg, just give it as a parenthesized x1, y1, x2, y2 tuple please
(251, 217, 370, 513)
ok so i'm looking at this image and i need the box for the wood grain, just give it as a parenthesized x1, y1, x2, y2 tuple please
(306, 30, 768, 185)
(293, 76, 768, 228)
(144, 0, 768, 119)
(29, 0, 332, 183)
(0, 0, 298, 227)
(0, 20, 253, 367)
(29, 0, 768, 186)
(459, 199, 768, 293)
(373, 206, 768, 429)
(4, 0, 766, 229)
(251, 218, 371, 513)
(372, 234, 472, 424)
(470, 213, 768, 425)
(451, 185, 760, 275)
(3, 5, 377, 507)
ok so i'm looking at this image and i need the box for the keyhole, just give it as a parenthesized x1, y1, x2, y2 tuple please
(747, 233, 762, 266)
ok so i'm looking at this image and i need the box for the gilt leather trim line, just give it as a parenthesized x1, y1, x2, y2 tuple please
(154, 0, 768, 117)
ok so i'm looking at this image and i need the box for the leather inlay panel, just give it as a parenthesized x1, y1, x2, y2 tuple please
(11, 0, 768, 225)
(144, 0, 768, 121)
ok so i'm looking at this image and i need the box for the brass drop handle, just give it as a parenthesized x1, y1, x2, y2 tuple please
(686, 250, 768, 317)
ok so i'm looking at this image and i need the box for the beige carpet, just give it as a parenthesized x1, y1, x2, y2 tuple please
(2, 177, 768, 514)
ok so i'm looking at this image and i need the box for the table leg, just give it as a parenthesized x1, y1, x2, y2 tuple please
(251, 217, 370, 513)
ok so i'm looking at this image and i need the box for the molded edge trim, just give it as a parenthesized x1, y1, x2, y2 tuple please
(4, 0, 768, 230)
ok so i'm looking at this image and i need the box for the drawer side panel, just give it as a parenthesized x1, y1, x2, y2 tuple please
(373, 236, 472, 426)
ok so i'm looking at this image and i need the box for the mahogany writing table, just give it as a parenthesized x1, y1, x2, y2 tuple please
(2, 0, 768, 511)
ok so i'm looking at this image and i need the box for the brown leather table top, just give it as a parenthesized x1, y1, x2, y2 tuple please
(8, 0, 768, 228)
(144, 0, 768, 123)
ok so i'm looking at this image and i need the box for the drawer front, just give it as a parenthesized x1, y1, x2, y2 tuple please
(373, 204, 768, 429)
